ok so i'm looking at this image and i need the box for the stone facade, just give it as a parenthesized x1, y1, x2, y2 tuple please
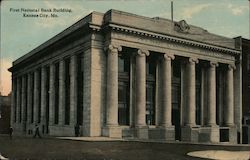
(9, 10, 242, 144)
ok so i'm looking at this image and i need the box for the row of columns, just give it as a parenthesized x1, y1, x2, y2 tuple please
(12, 55, 78, 129)
(105, 45, 236, 128)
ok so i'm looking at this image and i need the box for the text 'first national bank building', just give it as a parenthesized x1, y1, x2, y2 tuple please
(9, 10, 242, 144)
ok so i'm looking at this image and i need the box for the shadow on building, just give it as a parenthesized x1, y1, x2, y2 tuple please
(242, 38, 250, 144)
(0, 93, 11, 134)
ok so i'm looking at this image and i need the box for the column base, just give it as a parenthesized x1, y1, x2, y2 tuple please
(199, 126, 219, 143)
(181, 126, 200, 142)
(149, 126, 175, 141)
(102, 126, 122, 138)
(12, 123, 23, 135)
(134, 126, 148, 139)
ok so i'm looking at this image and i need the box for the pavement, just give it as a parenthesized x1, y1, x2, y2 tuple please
(0, 134, 250, 160)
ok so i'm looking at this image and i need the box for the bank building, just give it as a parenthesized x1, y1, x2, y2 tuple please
(9, 10, 242, 144)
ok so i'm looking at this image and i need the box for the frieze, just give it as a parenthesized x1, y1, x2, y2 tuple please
(109, 25, 240, 56)
(111, 32, 234, 61)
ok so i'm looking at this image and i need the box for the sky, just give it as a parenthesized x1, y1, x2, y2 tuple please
(0, 0, 249, 95)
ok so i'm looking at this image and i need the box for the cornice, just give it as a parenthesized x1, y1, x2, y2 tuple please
(108, 23, 241, 56)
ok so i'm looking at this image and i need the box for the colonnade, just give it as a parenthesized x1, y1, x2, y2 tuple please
(11, 45, 236, 136)
(105, 45, 236, 131)
(11, 55, 79, 133)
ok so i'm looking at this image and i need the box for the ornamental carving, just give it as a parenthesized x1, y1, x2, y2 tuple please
(174, 20, 190, 33)
(228, 64, 236, 70)
(137, 49, 150, 57)
(163, 53, 175, 61)
(105, 44, 122, 55)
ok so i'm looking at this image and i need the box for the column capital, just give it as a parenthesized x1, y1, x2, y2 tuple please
(163, 53, 175, 61)
(105, 44, 122, 54)
(137, 49, 149, 57)
(228, 64, 236, 70)
(209, 61, 219, 68)
(188, 57, 198, 64)
(41, 65, 47, 71)
(71, 54, 77, 58)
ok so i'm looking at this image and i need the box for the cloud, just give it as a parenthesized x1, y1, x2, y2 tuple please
(228, 3, 248, 16)
(181, 4, 212, 19)
(0, 59, 12, 96)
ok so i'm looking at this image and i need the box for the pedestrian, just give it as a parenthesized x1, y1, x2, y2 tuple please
(75, 124, 79, 137)
(33, 124, 41, 138)
(9, 126, 13, 139)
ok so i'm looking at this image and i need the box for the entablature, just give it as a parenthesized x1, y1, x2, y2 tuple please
(107, 23, 240, 57)
(109, 31, 236, 64)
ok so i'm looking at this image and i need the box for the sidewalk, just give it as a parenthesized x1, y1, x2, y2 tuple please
(56, 136, 250, 147)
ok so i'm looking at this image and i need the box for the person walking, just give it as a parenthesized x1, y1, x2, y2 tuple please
(9, 127, 13, 139)
(33, 124, 41, 138)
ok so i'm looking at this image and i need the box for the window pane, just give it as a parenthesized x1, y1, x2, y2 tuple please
(118, 57, 124, 72)
(118, 82, 129, 125)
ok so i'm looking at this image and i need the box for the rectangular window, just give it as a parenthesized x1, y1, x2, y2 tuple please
(248, 54, 250, 71)
(77, 54, 83, 125)
(38, 69, 41, 124)
(54, 63, 59, 124)
(19, 78, 22, 123)
(195, 66, 201, 125)
(118, 53, 130, 125)
(65, 58, 70, 125)
(31, 73, 34, 123)
(118, 82, 129, 125)
(24, 75, 28, 122)
(146, 83, 155, 125)
(14, 79, 17, 122)
(146, 54, 156, 125)
(45, 66, 50, 133)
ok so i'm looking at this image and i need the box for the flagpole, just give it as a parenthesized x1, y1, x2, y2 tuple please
(171, 1, 174, 22)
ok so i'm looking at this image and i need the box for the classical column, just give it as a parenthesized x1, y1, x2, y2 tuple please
(16, 77, 21, 123)
(59, 59, 66, 125)
(21, 75, 27, 125)
(33, 70, 39, 124)
(135, 49, 149, 127)
(27, 73, 32, 124)
(70, 55, 77, 126)
(49, 63, 55, 125)
(207, 62, 218, 126)
(11, 78, 17, 125)
(185, 57, 198, 126)
(106, 44, 122, 126)
(225, 64, 235, 126)
(161, 53, 175, 127)
(41, 67, 47, 126)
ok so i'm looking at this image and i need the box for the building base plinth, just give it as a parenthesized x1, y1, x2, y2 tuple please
(149, 126, 175, 141)
(48, 125, 75, 136)
(228, 126, 237, 144)
(102, 126, 122, 138)
(220, 126, 237, 144)
(134, 126, 148, 139)
(181, 126, 200, 142)
(199, 126, 219, 143)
